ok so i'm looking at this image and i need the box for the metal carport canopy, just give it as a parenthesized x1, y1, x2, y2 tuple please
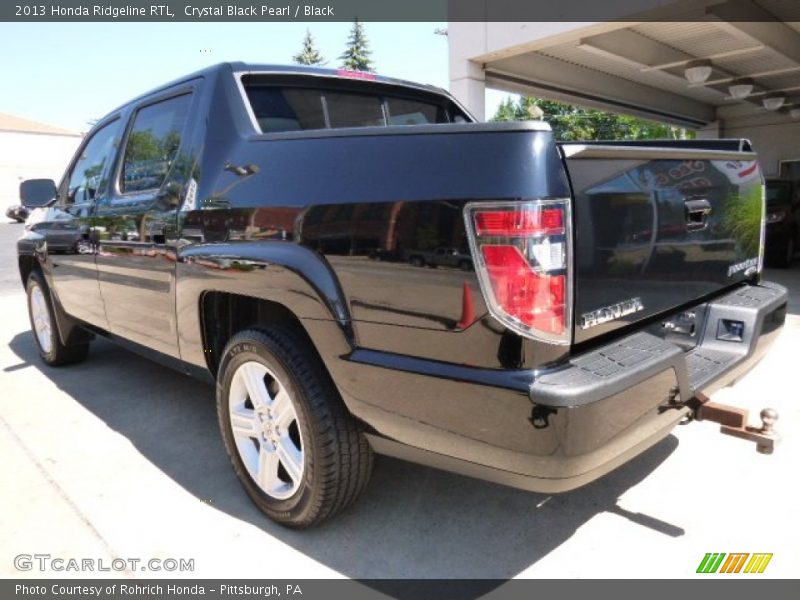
(450, 0, 800, 128)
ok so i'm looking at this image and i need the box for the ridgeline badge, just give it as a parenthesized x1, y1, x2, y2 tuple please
(728, 257, 759, 277)
(580, 297, 644, 329)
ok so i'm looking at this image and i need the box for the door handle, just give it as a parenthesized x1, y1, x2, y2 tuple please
(685, 198, 712, 231)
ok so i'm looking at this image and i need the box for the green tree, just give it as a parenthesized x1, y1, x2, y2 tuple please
(491, 95, 693, 141)
(492, 97, 519, 122)
(293, 29, 325, 66)
(124, 130, 161, 163)
(339, 19, 374, 72)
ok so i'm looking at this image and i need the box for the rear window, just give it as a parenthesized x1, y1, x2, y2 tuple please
(325, 92, 385, 128)
(246, 88, 326, 132)
(386, 97, 441, 126)
(243, 80, 463, 134)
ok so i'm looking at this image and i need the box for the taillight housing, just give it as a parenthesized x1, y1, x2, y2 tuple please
(464, 200, 572, 344)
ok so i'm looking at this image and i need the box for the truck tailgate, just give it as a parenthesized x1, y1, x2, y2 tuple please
(561, 141, 763, 344)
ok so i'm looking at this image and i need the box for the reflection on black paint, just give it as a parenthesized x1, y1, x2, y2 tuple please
(569, 156, 764, 344)
(297, 200, 471, 269)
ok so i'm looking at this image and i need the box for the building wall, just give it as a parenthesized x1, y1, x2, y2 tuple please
(448, 22, 626, 120)
(722, 115, 800, 178)
(0, 131, 81, 215)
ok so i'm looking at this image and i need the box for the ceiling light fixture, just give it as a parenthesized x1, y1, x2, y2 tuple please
(763, 94, 786, 111)
(684, 59, 713, 84)
(729, 78, 754, 99)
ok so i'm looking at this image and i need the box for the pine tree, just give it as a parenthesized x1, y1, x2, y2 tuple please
(339, 19, 374, 72)
(293, 29, 325, 66)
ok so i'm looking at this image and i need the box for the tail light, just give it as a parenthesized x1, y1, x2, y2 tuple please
(464, 200, 572, 344)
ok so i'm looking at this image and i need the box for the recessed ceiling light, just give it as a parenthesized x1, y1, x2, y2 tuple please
(729, 78, 754, 99)
(763, 94, 786, 111)
(684, 59, 713, 84)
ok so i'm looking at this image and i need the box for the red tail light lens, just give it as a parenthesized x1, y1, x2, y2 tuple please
(465, 201, 571, 343)
(475, 208, 564, 237)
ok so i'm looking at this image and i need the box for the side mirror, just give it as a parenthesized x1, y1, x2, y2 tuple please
(20, 179, 57, 207)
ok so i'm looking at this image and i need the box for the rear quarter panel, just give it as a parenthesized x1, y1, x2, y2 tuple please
(179, 123, 572, 371)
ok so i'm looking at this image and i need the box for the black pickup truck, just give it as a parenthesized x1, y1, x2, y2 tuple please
(17, 63, 787, 528)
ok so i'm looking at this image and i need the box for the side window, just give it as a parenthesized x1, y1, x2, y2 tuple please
(65, 119, 121, 206)
(120, 94, 191, 193)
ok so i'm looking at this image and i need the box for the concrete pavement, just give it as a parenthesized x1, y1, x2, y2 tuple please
(1, 223, 798, 580)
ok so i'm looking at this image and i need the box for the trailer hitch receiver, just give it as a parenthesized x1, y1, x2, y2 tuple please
(692, 394, 780, 454)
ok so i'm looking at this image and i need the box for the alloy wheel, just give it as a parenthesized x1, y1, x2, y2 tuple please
(29, 283, 53, 354)
(228, 361, 305, 500)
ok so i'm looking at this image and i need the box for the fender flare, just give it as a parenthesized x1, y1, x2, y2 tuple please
(175, 240, 355, 373)
(18, 238, 93, 347)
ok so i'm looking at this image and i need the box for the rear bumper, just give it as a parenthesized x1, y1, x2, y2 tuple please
(350, 281, 787, 493)
(532, 281, 787, 407)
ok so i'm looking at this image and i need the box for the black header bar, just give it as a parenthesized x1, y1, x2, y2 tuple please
(1, 0, 792, 22)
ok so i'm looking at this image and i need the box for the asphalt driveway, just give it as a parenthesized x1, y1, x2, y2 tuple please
(1, 222, 798, 580)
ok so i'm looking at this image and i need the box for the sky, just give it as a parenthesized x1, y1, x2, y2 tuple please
(0, 22, 509, 132)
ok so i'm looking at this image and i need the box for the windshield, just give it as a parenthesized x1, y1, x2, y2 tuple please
(766, 181, 792, 206)
(242, 78, 468, 134)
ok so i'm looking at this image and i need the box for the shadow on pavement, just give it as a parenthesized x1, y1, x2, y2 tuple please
(9, 331, 683, 582)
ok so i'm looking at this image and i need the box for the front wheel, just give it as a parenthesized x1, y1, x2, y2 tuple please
(26, 271, 89, 366)
(217, 325, 373, 528)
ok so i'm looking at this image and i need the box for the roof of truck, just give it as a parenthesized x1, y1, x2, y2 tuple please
(98, 62, 456, 127)
(230, 62, 451, 95)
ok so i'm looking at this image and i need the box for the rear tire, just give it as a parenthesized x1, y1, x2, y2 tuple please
(26, 271, 89, 366)
(216, 325, 373, 528)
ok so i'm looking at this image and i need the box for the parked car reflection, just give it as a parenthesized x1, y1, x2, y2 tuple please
(25, 203, 92, 254)
(297, 200, 473, 270)
(406, 246, 472, 270)
(5, 204, 30, 223)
